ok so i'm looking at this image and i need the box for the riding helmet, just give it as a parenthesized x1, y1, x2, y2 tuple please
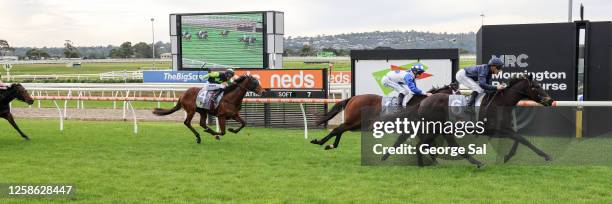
(411, 63, 425, 74)
(225, 68, 235, 77)
(488, 57, 504, 69)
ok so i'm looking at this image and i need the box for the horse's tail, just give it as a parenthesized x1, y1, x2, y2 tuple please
(153, 99, 182, 116)
(316, 97, 352, 126)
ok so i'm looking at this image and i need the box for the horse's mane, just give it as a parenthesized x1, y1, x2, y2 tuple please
(507, 76, 528, 88)
(427, 86, 445, 93)
(427, 82, 455, 93)
(224, 75, 253, 93)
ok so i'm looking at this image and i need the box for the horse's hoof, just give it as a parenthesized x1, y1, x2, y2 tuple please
(476, 163, 485, 169)
(228, 129, 238, 134)
(310, 139, 319, 144)
(196, 138, 201, 144)
(503, 155, 511, 163)
(324, 144, 334, 150)
(23, 137, 30, 141)
(215, 135, 221, 141)
(544, 155, 553, 161)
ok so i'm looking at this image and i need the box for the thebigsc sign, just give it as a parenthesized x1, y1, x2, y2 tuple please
(143, 71, 208, 83)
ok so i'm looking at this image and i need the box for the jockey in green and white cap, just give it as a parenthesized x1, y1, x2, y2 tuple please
(202, 68, 235, 98)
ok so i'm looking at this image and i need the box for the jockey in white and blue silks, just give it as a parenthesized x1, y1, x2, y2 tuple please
(455, 57, 504, 107)
(381, 64, 432, 106)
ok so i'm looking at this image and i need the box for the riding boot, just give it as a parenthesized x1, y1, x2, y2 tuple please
(467, 91, 478, 107)
(465, 91, 479, 115)
(211, 88, 225, 101)
(211, 88, 225, 107)
(397, 93, 405, 107)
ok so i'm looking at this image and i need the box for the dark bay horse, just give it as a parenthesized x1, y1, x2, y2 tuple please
(411, 75, 553, 168)
(311, 83, 459, 150)
(0, 84, 35, 140)
(153, 75, 264, 144)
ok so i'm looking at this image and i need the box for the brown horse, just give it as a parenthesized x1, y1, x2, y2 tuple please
(412, 75, 553, 168)
(153, 75, 264, 143)
(0, 84, 35, 140)
(311, 83, 459, 150)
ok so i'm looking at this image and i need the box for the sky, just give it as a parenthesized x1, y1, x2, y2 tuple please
(0, 0, 610, 47)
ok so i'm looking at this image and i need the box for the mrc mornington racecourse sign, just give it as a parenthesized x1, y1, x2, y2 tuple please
(478, 23, 578, 101)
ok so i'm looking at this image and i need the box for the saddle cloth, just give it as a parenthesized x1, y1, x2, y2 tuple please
(196, 88, 224, 110)
(381, 96, 399, 108)
(448, 94, 484, 120)
(381, 94, 415, 114)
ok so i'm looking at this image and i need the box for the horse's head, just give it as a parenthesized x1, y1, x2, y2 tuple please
(428, 82, 460, 94)
(234, 75, 265, 95)
(10, 83, 34, 105)
(506, 75, 553, 106)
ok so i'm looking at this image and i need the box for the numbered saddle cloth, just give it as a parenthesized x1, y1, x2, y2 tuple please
(448, 94, 476, 120)
(380, 96, 401, 114)
(196, 88, 223, 110)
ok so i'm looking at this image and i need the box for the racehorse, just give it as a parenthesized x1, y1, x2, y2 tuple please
(152, 75, 265, 144)
(310, 83, 459, 150)
(197, 30, 208, 40)
(410, 75, 553, 168)
(0, 84, 35, 140)
(219, 30, 230, 38)
(239, 36, 256, 47)
(182, 32, 192, 41)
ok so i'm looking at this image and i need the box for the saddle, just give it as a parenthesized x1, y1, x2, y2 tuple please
(380, 94, 413, 115)
(448, 92, 497, 121)
(196, 89, 224, 110)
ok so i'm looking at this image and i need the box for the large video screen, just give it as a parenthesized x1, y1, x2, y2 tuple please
(180, 13, 265, 69)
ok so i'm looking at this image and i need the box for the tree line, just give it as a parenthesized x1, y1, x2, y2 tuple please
(283, 45, 350, 57)
(0, 39, 170, 60)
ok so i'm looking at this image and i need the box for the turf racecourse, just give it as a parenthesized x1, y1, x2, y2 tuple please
(1, 119, 611, 203)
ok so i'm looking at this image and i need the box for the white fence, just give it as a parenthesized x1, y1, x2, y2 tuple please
(0, 58, 170, 65)
(15, 82, 612, 139)
(3, 70, 170, 81)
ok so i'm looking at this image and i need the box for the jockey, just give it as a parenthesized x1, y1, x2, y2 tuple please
(203, 68, 235, 99)
(381, 63, 432, 106)
(456, 57, 504, 107)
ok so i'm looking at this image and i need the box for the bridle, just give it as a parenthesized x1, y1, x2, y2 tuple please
(503, 78, 549, 104)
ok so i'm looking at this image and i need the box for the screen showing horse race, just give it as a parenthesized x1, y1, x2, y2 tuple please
(179, 12, 265, 69)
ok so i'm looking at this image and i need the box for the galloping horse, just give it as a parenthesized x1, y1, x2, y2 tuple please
(239, 36, 257, 47)
(411, 75, 553, 168)
(153, 75, 265, 144)
(183, 32, 192, 41)
(310, 83, 459, 150)
(0, 84, 35, 140)
(197, 30, 208, 40)
(219, 30, 230, 38)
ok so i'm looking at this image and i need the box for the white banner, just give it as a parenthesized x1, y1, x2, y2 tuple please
(354, 59, 453, 96)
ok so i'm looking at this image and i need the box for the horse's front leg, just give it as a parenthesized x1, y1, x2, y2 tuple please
(3, 113, 30, 140)
(213, 116, 227, 140)
(509, 132, 552, 161)
(504, 141, 519, 163)
(228, 114, 246, 134)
